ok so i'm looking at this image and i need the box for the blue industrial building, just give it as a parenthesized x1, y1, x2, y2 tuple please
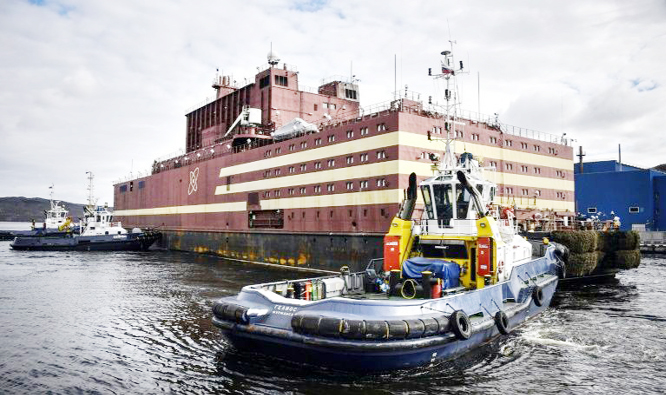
(575, 160, 666, 231)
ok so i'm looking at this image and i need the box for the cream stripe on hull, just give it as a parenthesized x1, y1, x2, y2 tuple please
(115, 190, 402, 217)
(116, 131, 575, 217)
(217, 131, 573, 179)
(115, 189, 573, 217)
(215, 159, 574, 195)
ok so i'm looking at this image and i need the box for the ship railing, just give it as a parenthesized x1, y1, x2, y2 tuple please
(185, 96, 218, 114)
(420, 103, 571, 146)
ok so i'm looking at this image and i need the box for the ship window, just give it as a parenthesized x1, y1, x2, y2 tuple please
(345, 89, 357, 100)
(629, 207, 640, 213)
(421, 243, 468, 260)
(260, 75, 270, 89)
(587, 207, 597, 214)
(138, 181, 145, 189)
(275, 75, 288, 86)
(130, 181, 134, 191)
(119, 185, 127, 193)
(455, 186, 473, 219)
(432, 184, 455, 225)
(421, 185, 434, 219)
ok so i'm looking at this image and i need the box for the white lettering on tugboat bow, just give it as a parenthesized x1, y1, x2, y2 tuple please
(272, 305, 298, 317)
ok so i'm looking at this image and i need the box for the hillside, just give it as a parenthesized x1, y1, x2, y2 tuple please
(0, 197, 88, 222)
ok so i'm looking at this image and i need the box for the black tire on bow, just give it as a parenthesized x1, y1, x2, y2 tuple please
(494, 310, 510, 335)
(533, 286, 544, 307)
(449, 310, 471, 340)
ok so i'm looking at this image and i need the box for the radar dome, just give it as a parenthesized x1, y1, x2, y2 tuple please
(267, 50, 280, 66)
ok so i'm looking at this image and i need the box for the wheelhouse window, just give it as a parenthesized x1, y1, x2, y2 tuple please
(275, 75, 288, 86)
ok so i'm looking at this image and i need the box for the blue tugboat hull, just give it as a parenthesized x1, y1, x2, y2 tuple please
(213, 256, 558, 372)
(9, 231, 160, 251)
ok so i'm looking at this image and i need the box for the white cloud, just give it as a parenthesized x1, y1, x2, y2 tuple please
(1, 0, 665, 205)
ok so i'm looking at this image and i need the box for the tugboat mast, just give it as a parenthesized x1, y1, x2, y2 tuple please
(429, 43, 465, 171)
(85, 171, 96, 208)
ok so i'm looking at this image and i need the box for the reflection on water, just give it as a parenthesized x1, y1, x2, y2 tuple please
(1, 244, 665, 394)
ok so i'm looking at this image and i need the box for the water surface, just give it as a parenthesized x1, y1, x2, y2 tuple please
(1, 242, 664, 394)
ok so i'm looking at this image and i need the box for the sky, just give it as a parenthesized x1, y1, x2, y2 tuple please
(1, 0, 665, 205)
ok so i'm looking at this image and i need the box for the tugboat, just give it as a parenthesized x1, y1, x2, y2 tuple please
(211, 47, 565, 371)
(39, 187, 74, 233)
(211, 142, 564, 371)
(10, 173, 160, 251)
(4, 186, 79, 239)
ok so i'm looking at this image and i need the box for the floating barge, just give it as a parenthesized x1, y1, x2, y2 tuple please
(114, 49, 575, 271)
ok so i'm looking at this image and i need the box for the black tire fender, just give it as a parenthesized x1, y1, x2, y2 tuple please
(533, 286, 544, 307)
(364, 320, 389, 340)
(318, 317, 343, 337)
(449, 310, 471, 340)
(340, 319, 366, 339)
(405, 319, 426, 339)
(494, 310, 510, 335)
(387, 320, 409, 339)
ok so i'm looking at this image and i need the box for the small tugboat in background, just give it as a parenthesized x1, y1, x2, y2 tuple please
(10, 173, 160, 251)
(1, 185, 80, 240)
(212, 134, 565, 371)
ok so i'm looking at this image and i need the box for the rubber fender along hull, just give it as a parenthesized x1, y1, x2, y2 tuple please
(213, 277, 557, 372)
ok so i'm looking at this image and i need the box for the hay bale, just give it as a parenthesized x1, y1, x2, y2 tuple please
(603, 231, 640, 252)
(612, 250, 641, 269)
(596, 231, 608, 252)
(596, 251, 605, 266)
(565, 252, 598, 277)
(551, 231, 597, 254)
(618, 231, 640, 250)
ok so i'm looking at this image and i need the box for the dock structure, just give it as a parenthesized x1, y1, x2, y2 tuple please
(638, 231, 666, 254)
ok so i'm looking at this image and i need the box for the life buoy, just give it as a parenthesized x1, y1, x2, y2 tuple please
(501, 207, 515, 220)
(532, 286, 544, 307)
(449, 310, 471, 340)
(494, 310, 510, 335)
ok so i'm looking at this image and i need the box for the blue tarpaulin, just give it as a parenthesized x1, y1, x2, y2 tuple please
(402, 257, 460, 289)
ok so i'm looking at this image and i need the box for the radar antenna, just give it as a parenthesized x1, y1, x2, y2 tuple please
(267, 43, 280, 67)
